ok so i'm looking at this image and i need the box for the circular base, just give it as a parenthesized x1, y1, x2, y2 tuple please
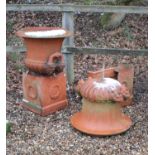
(70, 112, 132, 136)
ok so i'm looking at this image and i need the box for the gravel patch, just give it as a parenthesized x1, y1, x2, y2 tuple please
(6, 52, 147, 155)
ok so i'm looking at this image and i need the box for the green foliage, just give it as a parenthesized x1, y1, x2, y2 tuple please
(6, 74, 11, 81)
(15, 63, 25, 72)
(100, 13, 113, 28)
(9, 52, 19, 62)
(6, 120, 11, 134)
(123, 25, 134, 41)
(100, 12, 126, 30)
(100, 0, 145, 29)
(84, 0, 103, 5)
(106, 0, 144, 5)
(83, 0, 144, 5)
(6, 20, 14, 32)
(116, 0, 144, 5)
(84, 0, 95, 5)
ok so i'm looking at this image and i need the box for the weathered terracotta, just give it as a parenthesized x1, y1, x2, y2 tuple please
(77, 78, 131, 104)
(16, 27, 71, 74)
(87, 64, 134, 106)
(71, 99, 132, 136)
(22, 72, 68, 116)
(16, 27, 72, 116)
(88, 68, 117, 79)
(71, 76, 132, 136)
(117, 64, 134, 106)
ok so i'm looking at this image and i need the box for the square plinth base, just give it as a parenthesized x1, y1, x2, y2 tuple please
(22, 72, 68, 116)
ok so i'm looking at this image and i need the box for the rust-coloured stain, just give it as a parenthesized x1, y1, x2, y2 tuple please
(16, 27, 72, 116)
(71, 74, 132, 136)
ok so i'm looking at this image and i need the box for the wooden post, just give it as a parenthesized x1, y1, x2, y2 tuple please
(62, 11, 74, 84)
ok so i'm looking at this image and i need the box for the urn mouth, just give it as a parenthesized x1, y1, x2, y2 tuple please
(16, 27, 72, 39)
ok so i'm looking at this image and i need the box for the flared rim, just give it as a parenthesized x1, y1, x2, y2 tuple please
(16, 27, 72, 39)
(70, 112, 132, 136)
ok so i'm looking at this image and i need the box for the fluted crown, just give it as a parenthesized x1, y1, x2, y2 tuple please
(77, 77, 130, 103)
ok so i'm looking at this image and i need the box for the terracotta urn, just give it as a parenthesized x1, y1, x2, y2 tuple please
(16, 27, 72, 74)
(71, 74, 132, 135)
(16, 27, 72, 116)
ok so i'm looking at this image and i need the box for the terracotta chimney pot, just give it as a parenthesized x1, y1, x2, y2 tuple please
(71, 76, 132, 136)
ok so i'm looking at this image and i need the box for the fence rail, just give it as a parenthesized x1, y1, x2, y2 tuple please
(6, 4, 148, 84)
(6, 4, 148, 14)
(65, 47, 148, 56)
(6, 46, 148, 56)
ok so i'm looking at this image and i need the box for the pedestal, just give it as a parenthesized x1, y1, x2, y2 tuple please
(22, 72, 68, 116)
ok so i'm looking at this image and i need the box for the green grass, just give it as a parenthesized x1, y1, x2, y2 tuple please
(6, 120, 11, 134)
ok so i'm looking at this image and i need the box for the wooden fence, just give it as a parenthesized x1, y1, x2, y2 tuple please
(6, 4, 148, 84)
